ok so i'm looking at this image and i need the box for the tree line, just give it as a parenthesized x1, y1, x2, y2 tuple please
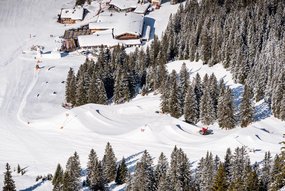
(4, 142, 285, 191)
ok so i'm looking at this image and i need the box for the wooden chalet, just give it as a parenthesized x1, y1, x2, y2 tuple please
(58, 7, 84, 24)
(62, 26, 91, 51)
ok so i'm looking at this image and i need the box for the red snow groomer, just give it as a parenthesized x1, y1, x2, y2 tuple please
(199, 127, 211, 135)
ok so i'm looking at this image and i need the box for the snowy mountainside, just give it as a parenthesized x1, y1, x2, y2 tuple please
(0, 0, 284, 190)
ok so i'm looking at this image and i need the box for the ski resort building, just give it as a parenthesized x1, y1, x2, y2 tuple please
(58, 7, 84, 24)
(109, 0, 138, 12)
(78, 30, 142, 48)
(113, 13, 144, 40)
(151, 0, 163, 6)
(88, 12, 144, 39)
(62, 26, 91, 51)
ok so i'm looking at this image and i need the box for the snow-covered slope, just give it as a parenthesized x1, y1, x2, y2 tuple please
(0, 0, 284, 190)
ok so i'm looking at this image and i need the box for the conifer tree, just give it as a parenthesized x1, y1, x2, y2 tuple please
(169, 147, 192, 191)
(193, 73, 203, 114)
(229, 147, 250, 190)
(62, 152, 81, 191)
(184, 85, 199, 124)
(52, 164, 64, 191)
(3, 163, 16, 191)
(157, 173, 171, 191)
(75, 75, 87, 106)
(97, 79, 108, 105)
(240, 85, 254, 127)
(102, 142, 117, 182)
(209, 73, 219, 113)
(243, 167, 260, 191)
(279, 95, 285, 121)
(87, 76, 99, 104)
(217, 87, 235, 129)
(160, 76, 171, 113)
(260, 151, 272, 191)
(87, 149, 105, 191)
(115, 157, 128, 185)
(197, 152, 215, 191)
(65, 68, 76, 106)
(131, 150, 155, 191)
(179, 63, 190, 111)
(200, 88, 215, 125)
(155, 152, 169, 188)
(211, 163, 228, 191)
(113, 70, 131, 104)
(269, 153, 285, 191)
(169, 73, 181, 118)
(224, 148, 232, 183)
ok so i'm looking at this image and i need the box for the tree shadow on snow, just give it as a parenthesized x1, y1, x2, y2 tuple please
(232, 85, 271, 122)
(232, 85, 243, 113)
(254, 101, 272, 122)
(124, 151, 144, 174)
(19, 180, 46, 191)
(143, 17, 156, 40)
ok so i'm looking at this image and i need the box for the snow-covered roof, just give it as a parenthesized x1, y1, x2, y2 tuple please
(109, 0, 138, 10)
(93, 12, 144, 37)
(78, 30, 118, 47)
(89, 22, 113, 30)
(60, 7, 84, 20)
(134, 3, 150, 14)
(113, 12, 144, 37)
(78, 30, 141, 48)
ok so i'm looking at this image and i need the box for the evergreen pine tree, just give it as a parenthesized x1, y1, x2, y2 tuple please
(102, 142, 117, 182)
(211, 163, 228, 191)
(155, 152, 169, 188)
(115, 157, 128, 185)
(229, 147, 250, 190)
(169, 72, 181, 118)
(52, 164, 64, 191)
(131, 150, 155, 191)
(179, 63, 190, 111)
(224, 148, 232, 183)
(97, 79, 108, 105)
(240, 85, 254, 127)
(193, 73, 203, 114)
(65, 68, 76, 106)
(200, 87, 215, 125)
(87, 149, 105, 191)
(269, 153, 285, 191)
(260, 151, 272, 191)
(62, 152, 81, 191)
(87, 76, 99, 104)
(169, 147, 192, 191)
(217, 87, 235, 129)
(3, 163, 16, 191)
(184, 85, 199, 124)
(75, 75, 87, 106)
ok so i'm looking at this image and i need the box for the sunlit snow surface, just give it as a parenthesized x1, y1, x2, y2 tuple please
(0, 0, 284, 190)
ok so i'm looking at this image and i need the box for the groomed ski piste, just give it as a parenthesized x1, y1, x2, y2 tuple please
(0, 0, 284, 190)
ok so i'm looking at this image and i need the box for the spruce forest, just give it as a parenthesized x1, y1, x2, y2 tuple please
(66, 0, 285, 126)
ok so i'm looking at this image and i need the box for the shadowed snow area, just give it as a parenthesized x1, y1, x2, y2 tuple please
(0, 0, 284, 190)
